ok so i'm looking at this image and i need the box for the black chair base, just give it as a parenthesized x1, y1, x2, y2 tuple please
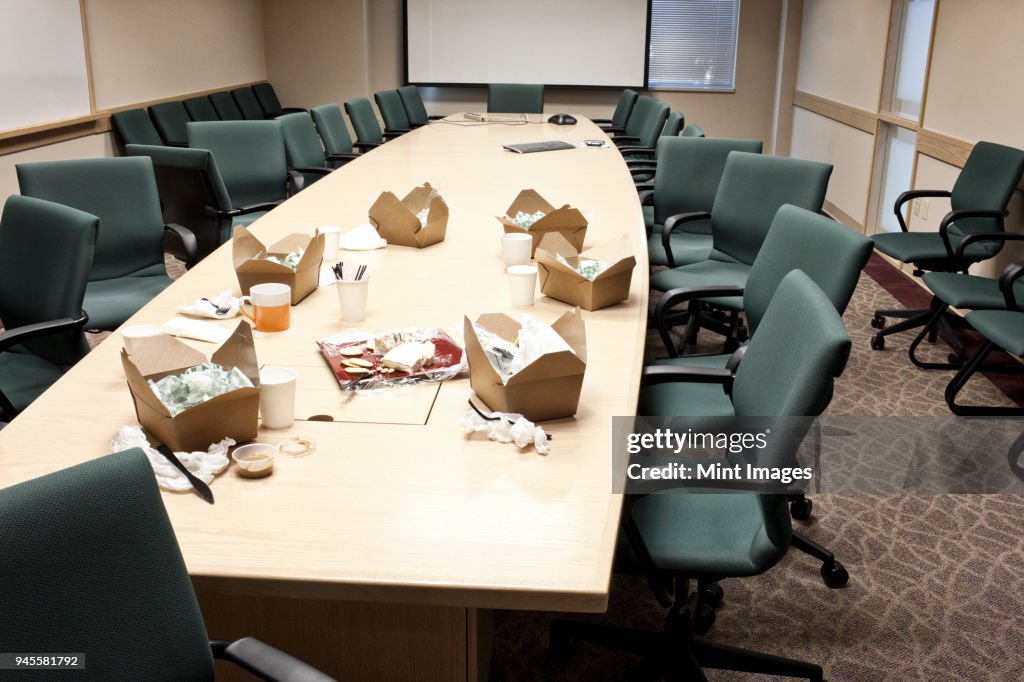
(791, 531, 849, 589)
(945, 340, 1024, 416)
(550, 578, 824, 682)
(870, 304, 966, 365)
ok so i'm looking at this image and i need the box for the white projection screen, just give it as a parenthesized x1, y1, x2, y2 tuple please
(405, 0, 650, 88)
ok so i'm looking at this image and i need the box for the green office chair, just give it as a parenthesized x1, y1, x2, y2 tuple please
(593, 88, 639, 134)
(869, 141, 1024, 353)
(187, 121, 299, 231)
(17, 157, 196, 331)
(344, 97, 400, 148)
(487, 83, 544, 114)
(611, 100, 669, 151)
(640, 137, 763, 269)
(149, 101, 192, 146)
(607, 94, 656, 141)
(252, 82, 305, 118)
(209, 91, 245, 121)
(0, 449, 337, 681)
(552, 270, 850, 682)
(183, 96, 220, 122)
(231, 86, 267, 120)
(682, 123, 706, 138)
(110, 108, 164, 148)
(628, 118, 704, 186)
(279, 112, 358, 189)
(398, 85, 444, 126)
(311, 103, 374, 156)
(374, 89, 413, 134)
(620, 110, 684, 166)
(0, 196, 97, 421)
(650, 152, 833, 351)
(125, 144, 234, 255)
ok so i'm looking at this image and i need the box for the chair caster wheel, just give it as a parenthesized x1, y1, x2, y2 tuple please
(870, 334, 885, 351)
(700, 583, 725, 609)
(821, 561, 849, 589)
(871, 314, 885, 329)
(790, 497, 813, 521)
(693, 603, 717, 635)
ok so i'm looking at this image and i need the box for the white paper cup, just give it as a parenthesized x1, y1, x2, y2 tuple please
(232, 442, 276, 478)
(121, 324, 165, 355)
(501, 232, 534, 266)
(317, 226, 343, 262)
(336, 279, 369, 322)
(259, 367, 298, 429)
(507, 265, 538, 307)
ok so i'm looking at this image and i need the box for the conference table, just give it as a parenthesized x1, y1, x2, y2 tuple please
(0, 114, 648, 680)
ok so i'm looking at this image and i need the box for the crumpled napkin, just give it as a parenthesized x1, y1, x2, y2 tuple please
(162, 317, 232, 344)
(461, 410, 550, 455)
(340, 223, 387, 250)
(177, 290, 241, 319)
(109, 425, 233, 492)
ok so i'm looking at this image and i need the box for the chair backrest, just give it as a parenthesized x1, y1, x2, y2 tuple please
(209, 91, 244, 120)
(681, 123, 705, 138)
(16, 157, 166, 282)
(732, 270, 852, 418)
(0, 195, 97, 365)
(487, 83, 544, 114)
(344, 97, 384, 144)
(111, 109, 163, 147)
(252, 82, 284, 117)
(623, 95, 656, 137)
(611, 88, 638, 129)
(311, 103, 355, 155)
(709, 152, 833, 266)
(231, 86, 266, 120)
(398, 85, 429, 125)
(279, 112, 330, 191)
(653, 137, 763, 233)
(744, 204, 873, 335)
(183, 96, 219, 122)
(0, 450, 215, 681)
(148, 101, 191, 145)
(636, 101, 670, 148)
(659, 110, 684, 141)
(187, 121, 288, 208)
(374, 89, 411, 132)
(947, 141, 1024, 246)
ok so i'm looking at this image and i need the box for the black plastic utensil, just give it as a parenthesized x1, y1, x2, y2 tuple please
(156, 444, 215, 504)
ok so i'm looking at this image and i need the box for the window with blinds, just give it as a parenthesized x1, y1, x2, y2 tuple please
(647, 0, 740, 91)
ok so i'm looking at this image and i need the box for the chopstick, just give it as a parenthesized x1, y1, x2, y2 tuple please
(333, 262, 369, 282)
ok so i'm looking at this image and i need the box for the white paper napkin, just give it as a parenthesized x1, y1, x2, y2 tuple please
(163, 316, 232, 344)
(339, 223, 387, 251)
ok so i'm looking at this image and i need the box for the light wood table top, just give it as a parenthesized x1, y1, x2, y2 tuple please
(0, 115, 648, 613)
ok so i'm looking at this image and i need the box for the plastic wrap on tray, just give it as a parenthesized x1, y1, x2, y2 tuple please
(317, 327, 465, 390)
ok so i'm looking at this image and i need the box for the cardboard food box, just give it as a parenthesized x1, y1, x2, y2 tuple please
(496, 189, 588, 255)
(535, 233, 637, 311)
(368, 182, 448, 248)
(233, 226, 325, 304)
(121, 321, 260, 452)
(463, 309, 587, 422)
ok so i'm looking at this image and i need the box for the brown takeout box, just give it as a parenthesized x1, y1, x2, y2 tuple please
(536, 233, 637, 311)
(232, 226, 325, 304)
(496, 189, 588, 255)
(368, 182, 448, 248)
(121, 321, 260, 452)
(463, 309, 587, 422)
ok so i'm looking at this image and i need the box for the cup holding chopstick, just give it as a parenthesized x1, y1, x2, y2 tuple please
(334, 262, 371, 322)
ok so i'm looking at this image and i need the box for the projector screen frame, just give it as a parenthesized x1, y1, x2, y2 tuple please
(401, 0, 653, 90)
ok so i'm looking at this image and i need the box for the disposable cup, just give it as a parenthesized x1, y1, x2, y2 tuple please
(122, 324, 165, 354)
(507, 265, 538, 307)
(317, 226, 343, 262)
(258, 367, 298, 429)
(501, 232, 533, 266)
(336, 279, 369, 322)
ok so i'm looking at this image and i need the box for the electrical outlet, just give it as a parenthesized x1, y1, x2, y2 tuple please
(913, 199, 920, 216)
(922, 199, 930, 220)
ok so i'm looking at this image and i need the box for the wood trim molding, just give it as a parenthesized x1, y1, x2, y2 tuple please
(823, 199, 866, 234)
(877, 111, 920, 131)
(916, 128, 974, 168)
(793, 90, 877, 135)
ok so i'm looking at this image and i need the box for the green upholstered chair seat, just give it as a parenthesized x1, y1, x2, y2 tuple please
(0, 350, 66, 413)
(965, 310, 1024, 356)
(643, 205, 654, 230)
(637, 380, 734, 417)
(872, 231, 996, 265)
(398, 85, 431, 125)
(187, 120, 288, 208)
(149, 102, 191, 146)
(111, 109, 163, 147)
(649, 260, 750, 309)
(652, 353, 732, 370)
(625, 493, 787, 576)
(922, 271, 1024, 309)
(85, 270, 172, 330)
(648, 231, 714, 268)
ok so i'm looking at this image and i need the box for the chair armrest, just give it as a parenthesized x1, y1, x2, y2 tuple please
(164, 223, 198, 269)
(0, 314, 89, 354)
(292, 166, 334, 176)
(635, 182, 654, 194)
(287, 169, 304, 195)
(600, 125, 626, 135)
(591, 117, 613, 124)
(640, 364, 734, 387)
(893, 189, 952, 232)
(998, 261, 1024, 310)
(654, 284, 745, 356)
(353, 141, 382, 151)
(612, 136, 641, 146)
(617, 146, 656, 157)
(937, 209, 1009, 270)
(629, 166, 658, 177)
(637, 190, 653, 206)
(326, 152, 360, 162)
(626, 159, 658, 168)
(213, 638, 337, 682)
(382, 131, 403, 140)
(662, 212, 713, 268)
(205, 201, 282, 218)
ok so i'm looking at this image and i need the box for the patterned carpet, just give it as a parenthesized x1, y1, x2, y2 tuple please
(488, 259, 1024, 681)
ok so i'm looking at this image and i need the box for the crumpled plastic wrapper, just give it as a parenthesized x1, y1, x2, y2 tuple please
(508, 210, 546, 229)
(261, 249, 304, 271)
(555, 254, 612, 281)
(461, 410, 550, 455)
(473, 315, 574, 384)
(148, 362, 253, 417)
(177, 290, 241, 319)
(339, 223, 387, 251)
(109, 424, 233, 491)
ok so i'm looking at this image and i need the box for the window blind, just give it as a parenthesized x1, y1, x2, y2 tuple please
(647, 0, 740, 91)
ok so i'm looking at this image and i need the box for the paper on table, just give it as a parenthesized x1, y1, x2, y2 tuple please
(176, 290, 241, 319)
(163, 316, 232, 344)
(339, 223, 387, 251)
(110, 424, 232, 492)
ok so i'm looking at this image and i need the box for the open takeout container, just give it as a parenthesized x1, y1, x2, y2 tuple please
(536, 233, 636, 311)
(463, 309, 587, 422)
(232, 226, 325, 304)
(121, 321, 260, 452)
(368, 182, 448, 248)
(496, 189, 588, 255)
